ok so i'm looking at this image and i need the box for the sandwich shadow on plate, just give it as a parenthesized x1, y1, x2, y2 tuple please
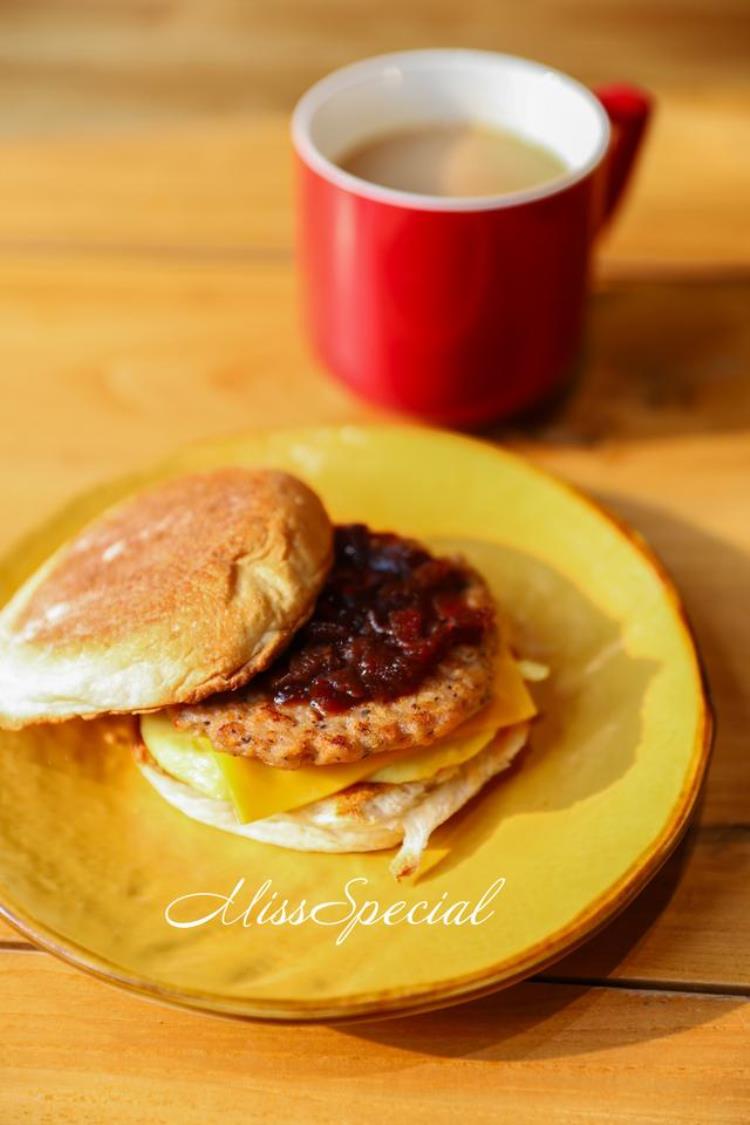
(419, 536, 659, 884)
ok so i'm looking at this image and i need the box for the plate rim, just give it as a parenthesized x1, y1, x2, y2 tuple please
(0, 424, 715, 1022)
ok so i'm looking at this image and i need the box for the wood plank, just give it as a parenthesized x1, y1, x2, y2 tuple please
(545, 828, 750, 991)
(0, 0, 746, 128)
(0, 255, 377, 549)
(0, 118, 295, 257)
(0, 95, 746, 271)
(0, 9, 745, 1106)
(0, 258, 746, 521)
(0, 952, 747, 1124)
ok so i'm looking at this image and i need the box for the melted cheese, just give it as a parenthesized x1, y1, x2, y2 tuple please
(140, 714, 229, 801)
(216, 744, 408, 823)
(140, 647, 536, 824)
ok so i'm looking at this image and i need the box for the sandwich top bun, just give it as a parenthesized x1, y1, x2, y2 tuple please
(0, 468, 333, 728)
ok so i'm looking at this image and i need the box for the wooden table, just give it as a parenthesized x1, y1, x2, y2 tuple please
(0, 5, 748, 1120)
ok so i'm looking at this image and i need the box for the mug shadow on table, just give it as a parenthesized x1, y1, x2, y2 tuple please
(339, 499, 748, 1060)
(493, 277, 750, 446)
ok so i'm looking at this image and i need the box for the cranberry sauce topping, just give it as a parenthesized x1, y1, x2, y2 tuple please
(261, 524, 491, 715)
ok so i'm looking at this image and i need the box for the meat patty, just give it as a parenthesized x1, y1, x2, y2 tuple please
(170, 565, 498, 767)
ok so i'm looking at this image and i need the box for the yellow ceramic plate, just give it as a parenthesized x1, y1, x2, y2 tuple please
(0, 425, 712, 1021)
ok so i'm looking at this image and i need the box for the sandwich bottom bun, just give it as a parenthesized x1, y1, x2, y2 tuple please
(137, 724, 529, 880)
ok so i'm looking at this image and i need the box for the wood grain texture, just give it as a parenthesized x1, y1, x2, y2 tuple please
(0, 101, 747, 271)
(546, 828, 750, 992)
(0, 3, 747, 1107)
(0, 1, 747, 125)
(0, 2, 747, 269)
(0, 953, 747, 1124)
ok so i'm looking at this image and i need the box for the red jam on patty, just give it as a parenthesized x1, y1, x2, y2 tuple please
(262, 524, 491, 716)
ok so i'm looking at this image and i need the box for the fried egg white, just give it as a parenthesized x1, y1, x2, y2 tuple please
(137, 723, 529, 879)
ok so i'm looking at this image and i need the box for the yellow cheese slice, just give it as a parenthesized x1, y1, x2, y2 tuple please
(141, 647, 537, 825)
(140, 714, 229, 801)
(215, 744, 409, 824)
(367, 728, 494, 785)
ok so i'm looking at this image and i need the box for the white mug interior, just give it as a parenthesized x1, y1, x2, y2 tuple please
(292, 49, 611, 211)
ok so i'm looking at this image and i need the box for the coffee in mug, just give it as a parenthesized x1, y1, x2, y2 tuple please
(336, 122, 567, 197)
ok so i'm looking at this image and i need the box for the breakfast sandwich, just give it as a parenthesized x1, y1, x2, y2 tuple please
(0, 468, 542, 879)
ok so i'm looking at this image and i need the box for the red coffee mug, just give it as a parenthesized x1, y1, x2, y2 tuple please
(293, 50, 651, 427)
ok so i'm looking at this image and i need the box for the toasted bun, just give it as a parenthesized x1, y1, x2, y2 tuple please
(0, 468, 333, 728)
(136, 725, 529, 879)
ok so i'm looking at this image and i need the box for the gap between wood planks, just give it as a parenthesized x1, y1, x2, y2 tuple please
(0, 933, 747, 1004)
(0, 237, 746, 284)
(537, 976, 750, 999)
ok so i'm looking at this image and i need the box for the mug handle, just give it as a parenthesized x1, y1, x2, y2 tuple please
(594, 84, 653, 227)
